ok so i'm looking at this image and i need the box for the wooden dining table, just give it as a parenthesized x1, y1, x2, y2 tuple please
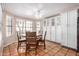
(21, 33, 42, 40)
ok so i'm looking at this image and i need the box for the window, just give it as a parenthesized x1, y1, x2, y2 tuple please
(16, 19, 25, 32)
(6, 15, 13, 37)
(16, 19, 32, 34)
(26, 21, 32, 31)
(36, 21, 40, 35)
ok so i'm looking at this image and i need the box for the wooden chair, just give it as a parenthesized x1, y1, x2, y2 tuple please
(17, 32, 26, 52)
(37, 31, 47, 49)
(25, 32, 38, 55)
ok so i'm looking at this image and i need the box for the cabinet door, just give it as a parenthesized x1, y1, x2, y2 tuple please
(55, 16, 62, 43)
(46, 27, 50, 40)
(61, 12, 68, 46)
(46, 19, 51, 41)
(67, 10, 77, 49)
(50, 17, 55, 41)
(42, 20, 47, 40)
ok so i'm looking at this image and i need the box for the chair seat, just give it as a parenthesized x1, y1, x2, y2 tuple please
(28, 42, 37, 45)
(19, 38, 26, 42)
(37, 39, 44, 42)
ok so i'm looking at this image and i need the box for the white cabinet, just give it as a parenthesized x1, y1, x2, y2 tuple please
(61, 12, 68, 46)
(43, 16, 62, 43)
(61, 9, 77, 49)
(46, 16, 62, 43)
(46, 19, 51, 41)
(55, 16, 62, 43)
(67, 10, 77, 49)
(42, 9, 77, 49)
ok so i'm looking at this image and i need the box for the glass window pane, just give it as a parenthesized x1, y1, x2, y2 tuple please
(16, 19, 33, 32)
(6, 15, 12, 37)
(36, 21, 40, 34)
(6, 27, 11, 37)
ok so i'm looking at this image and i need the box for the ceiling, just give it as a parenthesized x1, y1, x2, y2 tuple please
(1, 3, 79, 20)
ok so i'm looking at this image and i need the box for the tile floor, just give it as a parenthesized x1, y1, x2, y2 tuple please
(3, 41, 79, 56)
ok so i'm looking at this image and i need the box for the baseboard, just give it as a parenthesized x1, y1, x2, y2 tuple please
(46, 40, 78, 52)
(0, 47, 3, 56)
(62, 45, 77, 52)
(46, 40, 60, 45)
(3, 40, 17, 48)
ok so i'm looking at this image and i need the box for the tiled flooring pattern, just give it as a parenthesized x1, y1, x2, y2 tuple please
(3, 41, 79, 56)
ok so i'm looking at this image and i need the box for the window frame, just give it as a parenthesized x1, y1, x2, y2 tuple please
(6, 15, 13, 37)
(16, 19, 33, 33)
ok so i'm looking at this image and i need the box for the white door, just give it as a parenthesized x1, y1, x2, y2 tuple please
(67, 10, 77, 49)
(55, 16, 62, 43)
(61, 12, 68, 46)
(50, 17, 56, 41)
(46, 19, 51, 40)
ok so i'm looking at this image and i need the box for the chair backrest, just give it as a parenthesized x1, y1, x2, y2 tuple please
(17, 32, 21, 41)
(26, 32, 36, 43)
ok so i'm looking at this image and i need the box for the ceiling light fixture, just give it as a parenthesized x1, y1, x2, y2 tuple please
(33, 4, 43, 19)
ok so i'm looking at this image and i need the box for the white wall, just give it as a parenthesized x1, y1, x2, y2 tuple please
(0, 4, 3, 56)
(2, 15, 17, 47)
